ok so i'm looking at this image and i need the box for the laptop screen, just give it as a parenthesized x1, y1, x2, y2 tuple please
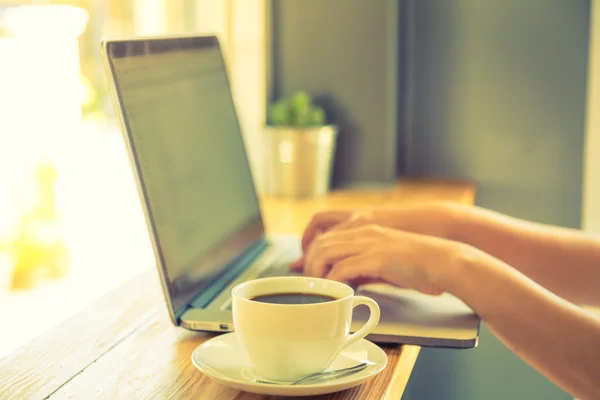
(105, 36, 264, 318)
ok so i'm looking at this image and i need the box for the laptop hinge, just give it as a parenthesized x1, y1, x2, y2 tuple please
(187, 238, 268, 310)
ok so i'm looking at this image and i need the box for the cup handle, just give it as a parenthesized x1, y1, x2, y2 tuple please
(343, 295, 380, 349)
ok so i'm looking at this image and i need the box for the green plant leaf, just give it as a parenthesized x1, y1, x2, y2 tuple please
(267, 91, 328, 127)
(311, 107, 326, 126)
(290, 92, 311, 126)
(268, 101, 289, 126)
(291, 91, 311, 110)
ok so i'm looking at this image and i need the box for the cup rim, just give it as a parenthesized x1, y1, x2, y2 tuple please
(231, 276, 354, 307)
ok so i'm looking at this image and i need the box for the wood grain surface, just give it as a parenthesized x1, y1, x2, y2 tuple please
(45, 307, 417, 400)
(0, 271, 163, 400)
(0, 179, 474, 400)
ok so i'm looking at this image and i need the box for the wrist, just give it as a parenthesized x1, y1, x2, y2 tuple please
(375, 202, 467, 240)
(431, 241, 483, 296)
(437, 202, 470, 242)
(433, 241, 516, 321)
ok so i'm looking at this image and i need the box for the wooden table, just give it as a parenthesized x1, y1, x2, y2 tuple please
(0, 179, 474, 400)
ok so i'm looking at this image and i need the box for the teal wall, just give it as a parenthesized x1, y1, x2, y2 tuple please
(271, 0, 591, 398)
(401, 0, 590, 229)
(401, 2, 589, 398)
(271, 0, 400, 187)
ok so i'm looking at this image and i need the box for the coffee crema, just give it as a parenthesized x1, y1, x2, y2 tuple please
(250, 292, 338, 305)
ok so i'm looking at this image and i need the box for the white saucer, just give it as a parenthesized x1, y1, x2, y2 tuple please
(191, 332, 388, 397)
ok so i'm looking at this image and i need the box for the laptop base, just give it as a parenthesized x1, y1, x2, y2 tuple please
(180, 235, 480, 349)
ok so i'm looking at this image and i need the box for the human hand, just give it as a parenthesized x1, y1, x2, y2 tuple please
(291, 202, 461, 271)
(301, 224, 467, 296)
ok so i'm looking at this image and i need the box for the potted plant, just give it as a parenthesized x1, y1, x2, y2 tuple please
(264, 91, 338, 198)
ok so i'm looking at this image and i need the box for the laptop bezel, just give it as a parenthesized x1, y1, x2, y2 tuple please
(100, 34, 266, 326)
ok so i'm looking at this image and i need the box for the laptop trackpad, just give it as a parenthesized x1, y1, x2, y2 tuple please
(352, 284, 480, 341)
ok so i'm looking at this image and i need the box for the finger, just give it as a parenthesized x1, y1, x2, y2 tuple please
(301, 210, 351, 250)
(327, 253, 444, 296)
(291, 228, 326, 272)
(289, 256, 305, 271)
(326, 254, 384, 284)
(345, 277, 387, 289)
(303, 224, 385, 277)
(352, 277, 387, 285)
(324, 219, 356, 234)
(326, 207, 374, 233)
(305, 240, 363, 278)
(319, 223, 384, 241)
(291, 223, 366, 272)
(421, 287, 444, 296)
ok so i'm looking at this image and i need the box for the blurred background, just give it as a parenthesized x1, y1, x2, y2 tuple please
(0, 0, 599, 399)
(0, 0, 266, 356)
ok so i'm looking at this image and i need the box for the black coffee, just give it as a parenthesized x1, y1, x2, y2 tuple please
(250, 292, 337, 305)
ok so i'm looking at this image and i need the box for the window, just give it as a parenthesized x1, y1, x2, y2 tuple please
(0, 0, 267, 357)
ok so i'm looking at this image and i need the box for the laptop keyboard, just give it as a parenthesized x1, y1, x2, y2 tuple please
(256, 254, 301, 278)
(223, 248, 302, 311)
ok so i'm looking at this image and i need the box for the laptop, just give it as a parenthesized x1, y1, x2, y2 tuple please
(100, 34, 480, 348)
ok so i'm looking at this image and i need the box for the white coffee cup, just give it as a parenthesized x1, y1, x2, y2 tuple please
(231, 276, 380, 382)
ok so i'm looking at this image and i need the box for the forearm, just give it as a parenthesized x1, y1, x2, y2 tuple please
(445, 203, 600, 306)
(439, 246, 600, 400)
